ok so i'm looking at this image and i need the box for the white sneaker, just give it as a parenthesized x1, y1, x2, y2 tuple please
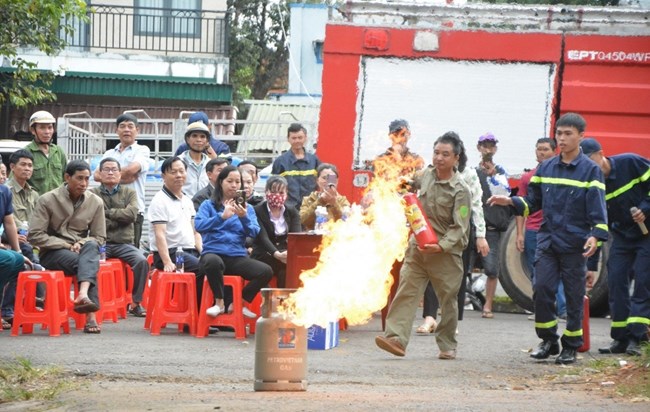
(206, 305, 224, 318)
(242, 307, 257, 319)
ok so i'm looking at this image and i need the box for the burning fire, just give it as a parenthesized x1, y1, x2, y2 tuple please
(279, 154, 421, 327)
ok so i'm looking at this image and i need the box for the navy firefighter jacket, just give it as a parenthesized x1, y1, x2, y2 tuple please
(511, 151, 609, 253)
(601, 153, 650, 240)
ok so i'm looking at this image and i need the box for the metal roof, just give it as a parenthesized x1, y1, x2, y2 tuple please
(237, 100, 320, 153)
(51, 71, 232, 104)
(8, 104, 237, 138)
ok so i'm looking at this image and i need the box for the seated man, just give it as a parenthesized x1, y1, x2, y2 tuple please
(1, 159, 29, 327)
(29, 160, 106, 334)
(148, 156, 207, 310)
(91, 157, 149, 317)
(2, 149, 43, 326)
(192, 157, 228, 211)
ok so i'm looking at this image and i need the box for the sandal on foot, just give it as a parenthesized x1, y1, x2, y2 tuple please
(2, 318, 12, 330)
(482, 311, 494, 319)
(74, 297, 99, 314)
(416, 319, 437, 334)
(83, 321, 101, 334)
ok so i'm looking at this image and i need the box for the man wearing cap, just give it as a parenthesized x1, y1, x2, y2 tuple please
(25, 111, 68, 195)
(271, 123, 321, 210)
(174, 111, 230, 157)
(489, 113, 608, 365)
(94, 113, 150, 249)
(581, 138, 650, 356)
(180, 121, 214, 198)
(475, 132, 512, 319)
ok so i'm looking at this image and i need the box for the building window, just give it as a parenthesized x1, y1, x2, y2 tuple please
(135, 0, 201, 38)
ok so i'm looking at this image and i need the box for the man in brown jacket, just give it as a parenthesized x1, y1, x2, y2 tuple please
(29, 160, 106, 333)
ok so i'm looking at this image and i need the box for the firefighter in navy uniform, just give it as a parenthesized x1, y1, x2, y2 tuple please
(488, 113, 608, 365)
(580, 138, 650, 356)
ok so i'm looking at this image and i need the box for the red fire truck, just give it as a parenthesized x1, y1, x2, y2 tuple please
(315, 2, 650, 314)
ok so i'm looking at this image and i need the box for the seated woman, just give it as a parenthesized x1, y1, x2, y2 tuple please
(195, 165, 273, 318)
(299, 163, 350, 230)
(251, 176, 302, 288)
(241, 168, 264, 206)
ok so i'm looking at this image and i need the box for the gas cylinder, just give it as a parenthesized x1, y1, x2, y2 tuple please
(254, 288, 308, 391)
(578, 295, 590, 352)
(403, 193, 438, 248)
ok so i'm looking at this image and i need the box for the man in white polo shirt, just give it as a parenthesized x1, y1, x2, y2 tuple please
(148, 156, 206, 307)
(94, 113, 150, 248)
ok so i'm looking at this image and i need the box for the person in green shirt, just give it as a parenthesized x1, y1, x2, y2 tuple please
(25, 111, 67, 195)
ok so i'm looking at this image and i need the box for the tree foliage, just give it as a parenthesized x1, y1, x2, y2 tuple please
(227, 0, 291, 108)
(0, 0, 87, 108)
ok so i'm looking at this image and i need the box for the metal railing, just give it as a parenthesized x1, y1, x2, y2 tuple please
(61, 4, 228, 56)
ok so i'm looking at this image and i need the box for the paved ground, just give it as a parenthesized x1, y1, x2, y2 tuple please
(1, 307, 647, 411)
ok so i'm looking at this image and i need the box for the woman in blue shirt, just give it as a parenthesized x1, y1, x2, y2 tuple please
(195, 166, 273, 318)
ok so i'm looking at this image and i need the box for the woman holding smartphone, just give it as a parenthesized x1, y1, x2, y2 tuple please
(195, 165, 273, 318)
(299, 163, 350, 230)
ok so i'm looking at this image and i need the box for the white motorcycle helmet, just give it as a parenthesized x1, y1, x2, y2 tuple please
(29, 111, 56, 127)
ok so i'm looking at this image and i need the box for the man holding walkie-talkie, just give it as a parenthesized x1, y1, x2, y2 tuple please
(580, 138, 650, 356)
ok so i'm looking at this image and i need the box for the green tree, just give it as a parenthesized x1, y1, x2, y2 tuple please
(227, 0, 291, 108)
(0, 0, 87, 108)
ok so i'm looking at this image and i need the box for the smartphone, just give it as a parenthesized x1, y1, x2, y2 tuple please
(326, 174, 337, 188)
(235, 190, 247, 206)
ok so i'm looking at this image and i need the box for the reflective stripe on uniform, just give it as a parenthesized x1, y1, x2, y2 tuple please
(280, 170, 317, 177)
(535, 319, 558, 329)
(628, 316, 650, 325)
(611, 320, 628, 328)
(530, 176, 606, 191)
(563, 328, 583, 337)
(595, 224, 609, 232)
(605, 167, 650, 201)
(517, 196, 530, 218)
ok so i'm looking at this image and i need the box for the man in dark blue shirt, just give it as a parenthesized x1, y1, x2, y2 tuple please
(489, 113, 608, 365)
(271, 123, 320, 210)
(581, 138, 650, 356)
(0, 154, 28, 308)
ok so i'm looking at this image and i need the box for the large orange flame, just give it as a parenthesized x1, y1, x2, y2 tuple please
(279, 154, 422, 327)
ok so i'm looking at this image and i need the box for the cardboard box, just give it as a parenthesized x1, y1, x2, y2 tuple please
(307, 321, 339, 350)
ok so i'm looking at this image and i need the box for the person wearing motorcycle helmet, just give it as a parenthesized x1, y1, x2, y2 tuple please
(25, 110, 68, 195)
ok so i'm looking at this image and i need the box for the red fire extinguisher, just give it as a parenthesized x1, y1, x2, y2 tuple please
(578, 295, 590, 352)
(403, 193, 438, 248)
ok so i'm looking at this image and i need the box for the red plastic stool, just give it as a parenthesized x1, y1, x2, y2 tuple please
(141, 255, 155, 310)
(11, 271, 70, 337)
(143, 269, 160, 329)
(64, 276, 86, 330)
(149, 272, 198, 336)
(95, 262, 120, 324)
(106, 258, 128, 319)
(125, 265, 134, 308)
(196, 276, 247, 339)
(245, 277, 277, 334)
